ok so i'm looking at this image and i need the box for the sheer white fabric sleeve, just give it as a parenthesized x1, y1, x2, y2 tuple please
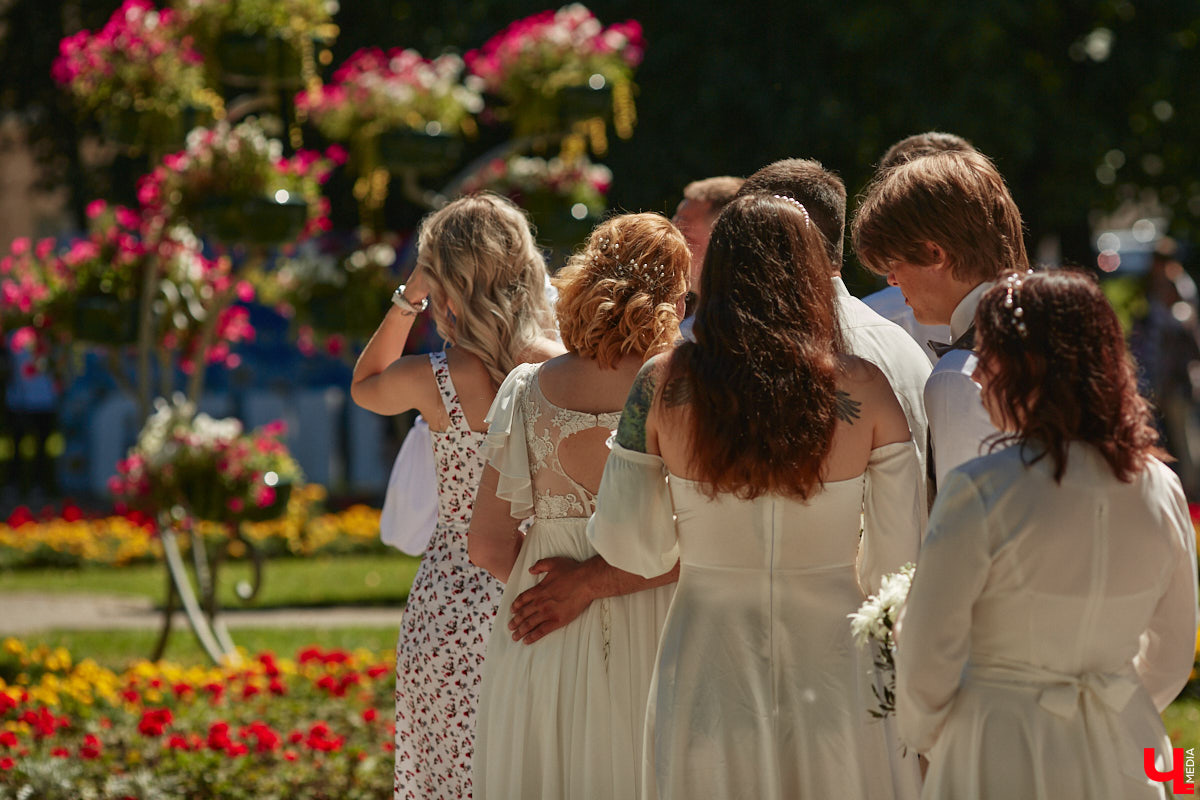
(482, 363, 538, 520)
(587, 441, 679, 579)
(379, 416, 437, 555)
(894, 467, 992, 753)
(1134, 465, 1200, 711)
(857, 439, 924, 596)
(924, 356, 996, 488)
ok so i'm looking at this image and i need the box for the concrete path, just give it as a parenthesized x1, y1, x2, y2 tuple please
(0, 592, 403, 635)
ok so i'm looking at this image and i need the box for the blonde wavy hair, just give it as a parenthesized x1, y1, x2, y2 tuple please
(417, 193, 557, 385)
(554, 213, 689, 368)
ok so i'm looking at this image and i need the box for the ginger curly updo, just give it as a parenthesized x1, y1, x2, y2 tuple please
(553, 213, 689, 367)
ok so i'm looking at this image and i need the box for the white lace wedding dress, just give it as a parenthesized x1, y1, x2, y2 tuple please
(473, 362, 675, 799)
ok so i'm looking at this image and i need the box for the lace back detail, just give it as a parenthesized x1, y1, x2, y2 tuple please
(522, 369, 623, 520)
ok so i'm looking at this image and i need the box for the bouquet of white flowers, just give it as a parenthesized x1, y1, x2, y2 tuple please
(848, 562, 915, 718)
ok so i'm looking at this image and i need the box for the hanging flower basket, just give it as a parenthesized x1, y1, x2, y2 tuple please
(198, 196, 309, 247)
(307, 281, 391, 337)
(113, 397, 304, 527)
(100, 106, 209, 156)
(216, 32, 303, 86)
(558, 84, 613, 126)
(377, 129, 463, 176)
(73, 293, 140, 346)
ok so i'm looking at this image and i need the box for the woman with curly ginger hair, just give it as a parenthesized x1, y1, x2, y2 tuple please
(351, 193, 563, 800)
(896, 269, 1198, 800)
(468, 212, 686, 799)
(589, 193, 924, 799)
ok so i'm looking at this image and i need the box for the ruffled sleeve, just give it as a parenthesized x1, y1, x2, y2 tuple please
(857, 439, 925, 597)
(482, 362, 538, 520)
(587, 441, 679, 578)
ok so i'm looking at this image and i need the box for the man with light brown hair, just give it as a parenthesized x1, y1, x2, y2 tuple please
(852, 148, 1029, 489)
(673, 176, 744, 314)
(737, 158, 933, 491)
(863, 132, 977, 362)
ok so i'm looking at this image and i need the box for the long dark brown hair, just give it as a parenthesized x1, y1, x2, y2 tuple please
(975, 269, 1161, 482)
(665, 193, 844, 500)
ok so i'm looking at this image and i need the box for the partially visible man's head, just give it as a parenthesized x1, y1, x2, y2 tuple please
(738, 159, 847, 268)
(673, 176, 744, 293)
(877, 131, 976, 173)
(852, 149, 1028, 290)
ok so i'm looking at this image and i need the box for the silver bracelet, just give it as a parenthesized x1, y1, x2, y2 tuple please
(392, 284, 429, 315)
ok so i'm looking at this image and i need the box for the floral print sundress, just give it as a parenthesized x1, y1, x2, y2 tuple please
(394, 350, 503, 799)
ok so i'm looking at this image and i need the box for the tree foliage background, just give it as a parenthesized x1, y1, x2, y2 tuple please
(2, 0, 1198, 290)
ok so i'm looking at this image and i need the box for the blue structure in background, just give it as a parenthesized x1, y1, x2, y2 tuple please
(56, 302, 394, 502)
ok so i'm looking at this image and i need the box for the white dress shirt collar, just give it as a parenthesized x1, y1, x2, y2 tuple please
(950, 281, 995, 341)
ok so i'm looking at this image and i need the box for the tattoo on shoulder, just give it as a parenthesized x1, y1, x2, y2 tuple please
(835, 390, 862, 425)
(615, 362, 659, 453)
(660, 377, 692, 408)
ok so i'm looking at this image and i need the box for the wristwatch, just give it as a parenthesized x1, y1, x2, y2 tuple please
(392, 284, 429, 315)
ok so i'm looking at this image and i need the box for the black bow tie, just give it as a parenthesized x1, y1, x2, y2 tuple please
(928, 325, 976, 359)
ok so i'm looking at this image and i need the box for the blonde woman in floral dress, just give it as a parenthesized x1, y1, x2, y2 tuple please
(468, 213, 686, 799)
(351, 194, 562, 800)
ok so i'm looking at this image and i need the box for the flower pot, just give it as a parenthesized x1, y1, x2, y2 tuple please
(180, 474, 228, 523)
(243, 481, 293, 522)
(377, 129, 462, 175)
(73, 294, 140, 346)
(197, 196, 309, 247)
(101, 108, 197, 154)
(558, 84, 613, 125)
(308, 281, 392, 338)
(520, 193, 597, 248)
(217, 32, 303, 86)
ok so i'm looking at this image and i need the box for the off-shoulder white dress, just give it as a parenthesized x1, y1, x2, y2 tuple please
(473, 363, 676, 799)
(895, 443, 1199, 799)
(589, 439, 925, 800)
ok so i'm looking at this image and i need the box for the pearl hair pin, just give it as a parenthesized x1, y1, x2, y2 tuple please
(1003, 269, 1035, 338)
(772, 194, 811, 228)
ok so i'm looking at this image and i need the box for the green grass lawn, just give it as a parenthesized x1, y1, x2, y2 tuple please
(14, 626, 401, 671)
(1164, 694, 1200, 752)
(0, 552, 421, 609)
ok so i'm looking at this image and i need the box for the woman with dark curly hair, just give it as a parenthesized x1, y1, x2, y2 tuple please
(589, 194, 925, 799)
(468, 212, 686, 799)
(895, 269, 1199, 799)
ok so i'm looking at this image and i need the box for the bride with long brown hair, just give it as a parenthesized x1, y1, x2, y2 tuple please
(590, 193, 924, 799)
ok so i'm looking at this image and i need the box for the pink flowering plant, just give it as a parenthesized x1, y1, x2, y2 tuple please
(465, 4, 643, 133)
(0, 203, 255, 371)
(136, 120, 339, 243)
(0, 238, 66, 337)
(297, 47, 483, 142)
(112, 394, 302, 525)
(52, 0, 217, 144)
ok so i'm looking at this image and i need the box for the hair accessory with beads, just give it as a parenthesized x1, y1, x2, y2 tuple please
(1003, 269, 1035, 338)
(772, 194, 811, 228)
